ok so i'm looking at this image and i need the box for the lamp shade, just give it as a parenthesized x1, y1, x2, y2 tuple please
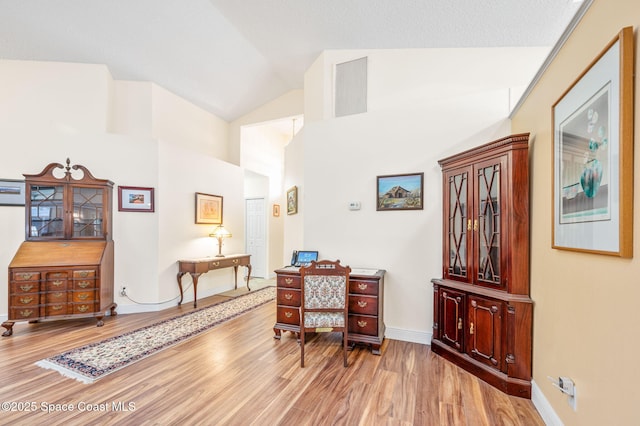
(210, 225, 232, 239)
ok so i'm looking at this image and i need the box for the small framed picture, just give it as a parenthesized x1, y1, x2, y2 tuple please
(287, 186, 298, 215)
(0, 179, 26, 206)
(196, 192, 223, 224)
(377, 173, 424, 211)
(118, 186, 154, 212)
(273, 204, 280, 217)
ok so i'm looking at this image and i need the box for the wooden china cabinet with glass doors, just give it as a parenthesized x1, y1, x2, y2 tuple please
(431, 134, 533, 398)
(3, 159, 116, 336)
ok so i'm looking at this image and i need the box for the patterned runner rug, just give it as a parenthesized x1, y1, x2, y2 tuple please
(35, 286, 276, 384)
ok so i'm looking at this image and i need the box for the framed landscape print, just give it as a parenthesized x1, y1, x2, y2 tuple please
(118, 186, 155, 212)
(552, 27, 634, 257)
(0, 179, 25, 206)
(377, 173, 424, 211)
(195, 192, 223, 224)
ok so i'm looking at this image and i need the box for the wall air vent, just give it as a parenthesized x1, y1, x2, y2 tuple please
(334, 56, 367, 117)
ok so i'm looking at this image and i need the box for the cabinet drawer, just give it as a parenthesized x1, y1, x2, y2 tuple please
(277, 306, 300, 325)
(72, 290, 96, 303)
(349, 280, 378, 296)
(277, 275, 300, 289)
(10, 307, 40, 320)
(12, 271, 41, 281)
(11, 294, 39, 307)
(73, 270, 96, 278)
(10, 282, 40, 294)
(348, 295, 378, 315)
(73, 279, 96, 290)
(277, 288, 300, 306)
(45, 304, 70, 316)
(72, 303, 96, 315)
(45, 278, 68, 291)
(46, 291, 67, 304)
(348, 315, 378, 336)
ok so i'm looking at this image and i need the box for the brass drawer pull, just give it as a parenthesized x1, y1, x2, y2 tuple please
(52, 280, 64, 287)
(358, 283, 368, 290)
(53, 292, 64, 298)
(19, 296, 34, 304)
(285, 312, 293, 318)
(285, 278, 293, 284)
(78, 293, 89, 300)
(233, 259, 239, 264)
(51, 305, 64, 311)
(211, 261, 220, 267)
(19, 309, 33, 318)
(19, 273, 34, 280)
(284, 293, 293, 300)
(357, 300, 368, 308)
(20, 284, 34, 292)
(78, 271, 89, 277)
(77, 305, 90, 313)
(78, 281, 91, 288)
(357, 320, 368, 328)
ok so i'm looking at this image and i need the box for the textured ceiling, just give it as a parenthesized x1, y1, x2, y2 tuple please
(0, 0, 585, 121)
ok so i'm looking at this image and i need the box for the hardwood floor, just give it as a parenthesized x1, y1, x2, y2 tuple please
(0, 292, 544, 425)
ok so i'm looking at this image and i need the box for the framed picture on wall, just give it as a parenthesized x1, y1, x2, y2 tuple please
(118, 186, 155, 212)
(0, 179, 25, 206)
(286, 186, 298, 215)
(552, 27, 634, 257)
(376, 173, 424, 211)
(195, 192, 223, 224)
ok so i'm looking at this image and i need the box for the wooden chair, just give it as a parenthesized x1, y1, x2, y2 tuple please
(299, 259, 351, 367)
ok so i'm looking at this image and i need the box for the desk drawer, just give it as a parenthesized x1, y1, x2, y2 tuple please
(350, 280, 378, 296)
(45, 303, 70, 316)
(12, 271, 41, 282)
(72, 290, 96, 303)
(46, 291, 67, 304)
(10, 307, 40, 320)
(277, 288, 300, 307)
(348, 295, 378, 316)
(277, 275, 300, 289)
(10, 282, 40, 294)
(71, 303, 96, 315)
(277, 306, 300, 325)
(11, 294, 39, 307)
(349, 315, 378, 336)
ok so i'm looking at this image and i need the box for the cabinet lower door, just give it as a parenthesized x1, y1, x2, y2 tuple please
(467, 295, 503, 371)
(439, 288, 465, 351)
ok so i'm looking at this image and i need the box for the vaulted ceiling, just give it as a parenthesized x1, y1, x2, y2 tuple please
(0, 0, 585, 122)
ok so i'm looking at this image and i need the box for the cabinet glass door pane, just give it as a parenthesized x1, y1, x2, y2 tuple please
(477, 164, 500, 283)
(448, 172, 467, 278)
(73, 187, 104, 238)
(29, 185, 64, 238)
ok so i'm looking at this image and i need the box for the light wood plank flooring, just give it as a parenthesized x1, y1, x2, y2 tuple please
(0, 291, 544, 425)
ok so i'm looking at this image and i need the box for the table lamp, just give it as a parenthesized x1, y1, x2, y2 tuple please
(209, 225, 232, 257)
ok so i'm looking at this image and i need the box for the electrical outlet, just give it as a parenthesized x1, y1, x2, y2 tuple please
(120, 286, 127, 297)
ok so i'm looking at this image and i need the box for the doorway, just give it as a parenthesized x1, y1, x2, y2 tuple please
(245, 198, 267, 278)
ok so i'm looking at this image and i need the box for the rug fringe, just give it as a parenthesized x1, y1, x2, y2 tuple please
(35, 359, 95, 384)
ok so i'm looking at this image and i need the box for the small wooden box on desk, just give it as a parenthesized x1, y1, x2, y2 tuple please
(273, 266, 385, 355)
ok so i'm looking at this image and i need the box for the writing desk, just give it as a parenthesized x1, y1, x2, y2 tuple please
(177, 254, 251, 308)
(273, 266, 385, 354)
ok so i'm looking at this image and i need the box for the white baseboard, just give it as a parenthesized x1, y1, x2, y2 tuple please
(532, 379, 563, 426)
(384, 326, 431, 345)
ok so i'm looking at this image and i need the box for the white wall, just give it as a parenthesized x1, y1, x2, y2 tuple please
(0, 59, 243, 321)
(297, 47, 549, 342)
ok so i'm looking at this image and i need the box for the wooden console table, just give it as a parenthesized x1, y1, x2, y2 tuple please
(274, 266, 385, 354)
(177, 254, 251, 308)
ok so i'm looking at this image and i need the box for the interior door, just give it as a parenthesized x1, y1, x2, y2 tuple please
(245, 198, 266, 278)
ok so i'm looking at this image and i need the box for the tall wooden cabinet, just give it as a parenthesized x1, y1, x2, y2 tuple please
(431, 134, 533, 398)
(3, 159, 116, 336)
